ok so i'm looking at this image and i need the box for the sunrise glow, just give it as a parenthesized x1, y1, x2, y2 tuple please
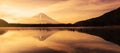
(0, 0, 120, 23)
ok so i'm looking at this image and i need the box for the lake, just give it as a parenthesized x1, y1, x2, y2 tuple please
(0, 27, 120, 53)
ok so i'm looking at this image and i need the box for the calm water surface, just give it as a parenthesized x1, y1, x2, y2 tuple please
(0, 28, 120, 53)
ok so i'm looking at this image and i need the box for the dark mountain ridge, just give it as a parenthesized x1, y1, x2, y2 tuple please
(75, 7, 120, 26)
(0, 19, 8, 27)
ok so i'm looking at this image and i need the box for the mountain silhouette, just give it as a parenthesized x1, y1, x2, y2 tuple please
(75, 7, 120, 26)
(32, 13, 59, 24)
(0, 19, 8, 26)
(19, 13, 59, 24)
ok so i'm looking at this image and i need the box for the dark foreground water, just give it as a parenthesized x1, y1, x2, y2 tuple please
(0, 28, 120, 53)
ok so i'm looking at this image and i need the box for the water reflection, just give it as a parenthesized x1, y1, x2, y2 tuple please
(0, 30, 58, 41)
(0, 30, 6, 35)
(77, 28, 120, 45)
(0, 29, 120, 53)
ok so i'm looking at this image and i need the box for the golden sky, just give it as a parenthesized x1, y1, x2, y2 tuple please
(0, 0, 120, 23)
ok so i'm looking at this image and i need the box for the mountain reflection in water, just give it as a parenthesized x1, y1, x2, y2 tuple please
(0, 28, 120, 53)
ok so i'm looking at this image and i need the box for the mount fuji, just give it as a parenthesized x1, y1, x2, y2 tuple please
(18, 13, 59, 24)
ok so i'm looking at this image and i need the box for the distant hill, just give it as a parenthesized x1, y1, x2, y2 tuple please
(0, 19, 8, 27)
(75, 7, 120, 26)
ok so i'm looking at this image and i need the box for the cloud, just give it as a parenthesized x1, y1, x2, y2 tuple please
(0, 0, 120, 23)
(42, 0, 120, 23)
(0, 0, 67, 7)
